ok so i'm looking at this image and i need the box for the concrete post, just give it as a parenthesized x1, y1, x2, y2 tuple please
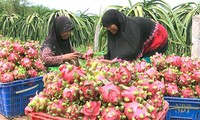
(191, 15, 200, 58)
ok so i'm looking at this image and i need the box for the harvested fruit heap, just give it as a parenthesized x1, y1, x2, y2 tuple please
(26, 58, 166, 119)
(0, 40, 45, 83)
(25, 53, 200, 119)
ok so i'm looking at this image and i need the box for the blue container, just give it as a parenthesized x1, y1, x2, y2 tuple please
(164, 96, 200, 120)
(0, 76, 44, 118)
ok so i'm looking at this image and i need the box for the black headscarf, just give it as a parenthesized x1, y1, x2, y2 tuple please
(102, 9, 154, 61)
(41, 16, 74, 55)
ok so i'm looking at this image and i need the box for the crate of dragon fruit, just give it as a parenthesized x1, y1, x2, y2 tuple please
(0, 76, 44, 118)
(164, 96, 200, 120)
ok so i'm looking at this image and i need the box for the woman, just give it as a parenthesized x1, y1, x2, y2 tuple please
(41, 16, 81, 67)
(101, 9, 168, 63)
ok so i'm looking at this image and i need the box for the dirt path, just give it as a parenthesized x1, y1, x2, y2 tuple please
(0, 114, 30, 120)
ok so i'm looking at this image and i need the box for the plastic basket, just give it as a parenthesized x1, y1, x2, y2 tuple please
(48, 67, 59, 72)
(155, 101, 169, 120)
(26, 101, 169, 120)
(0, 76, 44, 118)
(164, 96, 200, 120)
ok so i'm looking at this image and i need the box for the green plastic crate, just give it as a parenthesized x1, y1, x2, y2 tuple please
(48, 67, 59, 72)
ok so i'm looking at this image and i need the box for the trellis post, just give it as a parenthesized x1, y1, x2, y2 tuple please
(191, 15, 200, 58)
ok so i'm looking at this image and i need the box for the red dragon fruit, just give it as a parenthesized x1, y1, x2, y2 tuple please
(27, 68, 38, 78)
(12, 66, 26, 80)
(163, 67, 179, 83)
(165, 54, 182, 68)
(0, 72, 14, 83)
(8, 52, 20, 63)
(121, 85, 147, 103)
(25, 47, 38, 58)
(47, 99, 67, 117)
(65, 104, 83, 119)
(195, 85, 200, 97)
(124, 101, 151, 120)
(12, 42, 25, 55)
(180, 86, 195, 98)
(81, 101, 101, 120)
(60, 64, 86, 84)
(34, 59, 45, 71)
(62, 83, 79, 102)
(20, 57, 32, 69)
(0, 48, 9, 58)
(26, 92, 48, 113)
(99, 83, 122, 104)
(178, 73, 194, 86)
(79, 80, 98, 100)
(165, 82, 179, 97)
(100, 106, 122, 120)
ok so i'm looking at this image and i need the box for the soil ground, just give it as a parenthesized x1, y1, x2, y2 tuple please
(0, 114, 29, 120)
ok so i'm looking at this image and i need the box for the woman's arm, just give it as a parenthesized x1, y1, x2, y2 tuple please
(41, 47, 64, 66)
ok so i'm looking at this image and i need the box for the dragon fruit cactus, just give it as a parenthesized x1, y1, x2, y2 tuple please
(100, 106, 122, 120)
(25, 92, 48, 113)
(62, 83, 79, 102)
(99, 83, 122, 105)
(47, 99, 67, 117)
(124, 101, 151, 120)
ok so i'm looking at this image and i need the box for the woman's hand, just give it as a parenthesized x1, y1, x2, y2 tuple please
(62, 52, 81, 61)
(99, 58, 118, 64)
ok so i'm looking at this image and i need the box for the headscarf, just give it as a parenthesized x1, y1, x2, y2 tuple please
(101, 9, 144, 61)
(41, 16, 74, 55)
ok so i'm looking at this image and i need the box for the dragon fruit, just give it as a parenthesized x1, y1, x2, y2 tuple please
(99, 83, 122, 104)
(81, 101, 101, 119)
(100, 106, 122, 120)
(47, 99, 67, 117)
(65, 104, 83, 119)
(180, 86, 195, 98)
(26, 92, 48, 113)
(165, 82, 179, 97)
(62, 83, 79, 102)
(124, 101, 151, 120)
(163, 67, 179, 82)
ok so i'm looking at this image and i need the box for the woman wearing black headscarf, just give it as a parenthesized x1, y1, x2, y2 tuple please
(41, 16, 81, 67)
(100, 9, 168, 63)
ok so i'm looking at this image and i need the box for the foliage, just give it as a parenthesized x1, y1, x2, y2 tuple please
(0, 0, 200, 56)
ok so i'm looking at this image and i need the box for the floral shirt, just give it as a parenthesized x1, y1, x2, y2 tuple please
(41, 47, 64, 67)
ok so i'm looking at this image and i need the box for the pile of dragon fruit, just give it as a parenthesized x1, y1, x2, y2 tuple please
(0, 40, 45, 83)
(25, 58, 168, 120)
